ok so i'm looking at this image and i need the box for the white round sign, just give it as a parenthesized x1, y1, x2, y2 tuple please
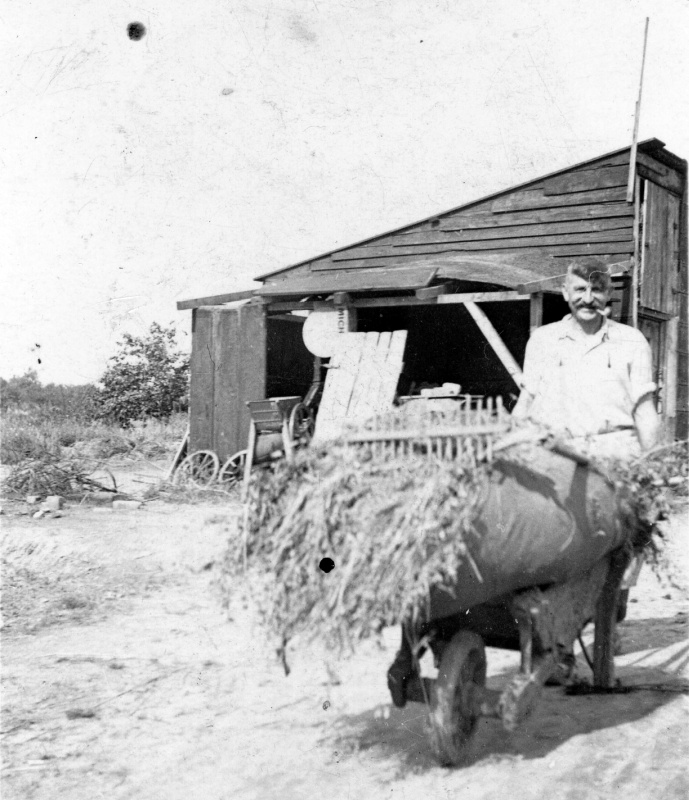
(302, 308, 353, 357)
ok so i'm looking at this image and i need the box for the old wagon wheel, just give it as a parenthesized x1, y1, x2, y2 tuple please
(218, 450, 247, 490)
(173, 450, 220, 487)
(429, 630, 486, 767)
(288, 402, 315, 446)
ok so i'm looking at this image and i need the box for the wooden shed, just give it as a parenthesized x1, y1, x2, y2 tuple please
(178, 138, 688, 460)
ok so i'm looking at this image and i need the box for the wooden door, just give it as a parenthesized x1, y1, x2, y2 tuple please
(641, 181, 681, 315)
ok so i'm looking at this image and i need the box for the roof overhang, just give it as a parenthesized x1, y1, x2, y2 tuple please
(256, 253, 632, 300)
(256, 266, 437, 297)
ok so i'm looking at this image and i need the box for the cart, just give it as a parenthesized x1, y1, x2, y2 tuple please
(348, 421, 640, 767)
(169, 395, 315, 489)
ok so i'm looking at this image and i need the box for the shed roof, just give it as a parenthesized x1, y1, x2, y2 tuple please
(255, 138, 684, 289)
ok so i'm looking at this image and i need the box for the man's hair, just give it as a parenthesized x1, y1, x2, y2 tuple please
(565, 258, 612, 290)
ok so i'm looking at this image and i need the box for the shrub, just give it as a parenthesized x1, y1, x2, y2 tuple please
(97, 323, 189, 428)
(1, 429, 49, 464)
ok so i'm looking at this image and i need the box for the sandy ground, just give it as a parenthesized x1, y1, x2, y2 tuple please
(1, 473, 688, 800)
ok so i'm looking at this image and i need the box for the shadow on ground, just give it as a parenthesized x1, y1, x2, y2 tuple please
(616, 613, 688, 654)
(322, 624, 687, 777)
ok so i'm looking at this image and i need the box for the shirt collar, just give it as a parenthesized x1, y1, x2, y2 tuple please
(558, 313, 610, 344)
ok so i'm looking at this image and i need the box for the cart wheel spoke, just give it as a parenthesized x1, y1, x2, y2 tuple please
(173, 450, 220, 487)
(218, 450, 247, 489)
(288, 403, 315, 447)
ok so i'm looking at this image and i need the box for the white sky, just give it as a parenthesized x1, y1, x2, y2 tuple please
(1, 0, 688, 384)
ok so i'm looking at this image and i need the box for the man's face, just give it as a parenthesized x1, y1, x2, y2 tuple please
(562, 273, 611, 325)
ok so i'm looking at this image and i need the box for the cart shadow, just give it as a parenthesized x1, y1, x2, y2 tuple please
(324, 631, 688, 777)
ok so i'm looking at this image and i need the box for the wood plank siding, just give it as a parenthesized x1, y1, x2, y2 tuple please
(676, 185, 689, 438)
(307, 155, 643, 276)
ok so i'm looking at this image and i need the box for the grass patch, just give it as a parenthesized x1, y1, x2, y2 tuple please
(1, 409, 187, 466)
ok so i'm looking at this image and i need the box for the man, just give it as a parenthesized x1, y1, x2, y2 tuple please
(512, 259, 660, 458)
(513, 258, 659, 680)
(386, 261, 660, 708)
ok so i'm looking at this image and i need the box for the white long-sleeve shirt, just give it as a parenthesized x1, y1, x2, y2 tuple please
(514, 314, 656, 438)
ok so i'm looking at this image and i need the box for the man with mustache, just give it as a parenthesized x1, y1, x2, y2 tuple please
(512, 259, 660, 458)
(386, 261, 660, 708)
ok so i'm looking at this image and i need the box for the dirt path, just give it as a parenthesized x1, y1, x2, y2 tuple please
(2, 499, 688, 800)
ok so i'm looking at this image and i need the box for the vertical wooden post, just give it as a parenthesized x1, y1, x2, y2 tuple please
(281, 414, 294, 464)
(626, 18, 649, 203)
(529, 292, 543, 334)
(632, 176, 642, 329)
(241, 422, 257, 502)
(663, 316, 679, 440)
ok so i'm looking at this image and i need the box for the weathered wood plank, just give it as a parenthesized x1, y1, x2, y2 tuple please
(414, 202, 634, 232)
(344, 291, 528, 309)
(266, 300, 316, 312)
(311, 250, 631, 274)
(663, 316, 679, 426)
(198, 304, 267, 461)
(543, 165, 629, 195)
(331, 231, 634, 261)
(436, 291, 525, 305)
(530, 292, 544, 333)
(176, 290, 256, 311)
(677, 183, 689, 439)
(388, 218, 632, 246)
(233, 304, 267, 460)
(464, 302, 523, 387)
(376, 330, 407, 413)
(492, 186, 627, 212)
(415, 284, 450, 300)
(637, 152, 684, 195)
(642, 183, 681, 314)
(257, 266, 436, 295)
(346, 332, 382, 421)
(313, 333, 366, 441)
(189, 308, 215, 454)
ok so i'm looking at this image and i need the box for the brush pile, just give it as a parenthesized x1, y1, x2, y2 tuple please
(1, 453, 117, 497)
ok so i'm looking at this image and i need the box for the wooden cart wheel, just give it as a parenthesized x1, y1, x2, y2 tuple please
(288, 402, 315, 445)
(218, 450, 247, 489)
(429, 630, 486, 767)
(173, 450, 220, 487)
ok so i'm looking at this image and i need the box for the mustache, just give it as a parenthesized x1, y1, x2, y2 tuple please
(574, 303, 610, 316)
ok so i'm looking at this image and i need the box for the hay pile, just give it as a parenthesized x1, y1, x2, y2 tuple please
(223, 442, 484, 652)
(221, 413, 687, 656)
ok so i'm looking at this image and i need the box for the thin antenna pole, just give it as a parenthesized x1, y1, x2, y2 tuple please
(626, 18, 650, 202)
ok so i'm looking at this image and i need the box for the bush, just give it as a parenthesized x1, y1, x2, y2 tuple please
(97, 323, 189, 428)
(1, 429, 49, 464)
